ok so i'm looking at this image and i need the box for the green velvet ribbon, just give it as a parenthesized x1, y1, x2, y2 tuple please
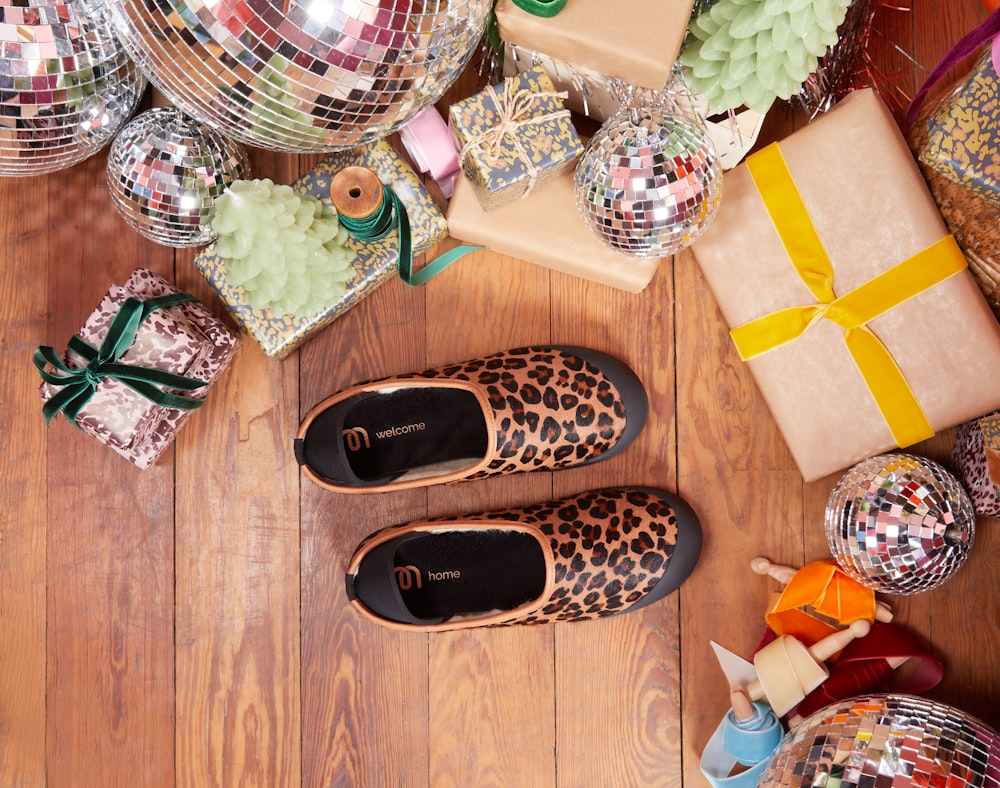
(338, 184, 481, 287)
(511, 0, 568, 17)
(34, 292, 210, 427)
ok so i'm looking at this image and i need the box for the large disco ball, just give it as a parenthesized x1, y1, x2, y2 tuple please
(0, 0, 145, 176)
(825, 453, 975, 595)
(759, 694, 1000, 787)
(100, 0, 491, 153)
(573, 83, 723, 258)
(107, 107, 251, 247)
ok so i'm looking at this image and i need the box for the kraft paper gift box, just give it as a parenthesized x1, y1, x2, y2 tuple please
(37, 268, 240, 469)
(690, 88, 1000, 482)
(920, 46, 1000, 209)
(446, 163, 659, 293)
(951, 412, 1000, 518)
(495, 0, 695, 90)
(448, 67, 581, 211)
(194, 140, 447, 359)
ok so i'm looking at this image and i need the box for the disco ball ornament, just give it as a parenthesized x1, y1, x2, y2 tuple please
(825, 453, 975, 595)
(573, 82, 723, 258)
(759, 694, 1000, 787)
(100, 0, 491, 153)
(107, 107, 251, 247)
(0, 0, 145, 176)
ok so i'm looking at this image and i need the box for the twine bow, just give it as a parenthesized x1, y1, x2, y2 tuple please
(458, 81, 571, 198)
(34, 292, 209, 427)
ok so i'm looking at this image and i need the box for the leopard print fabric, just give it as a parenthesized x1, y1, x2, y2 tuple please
(363, 488, 680, 625)
(390, 346, 628, 478)
(951, 413, 1000, 517)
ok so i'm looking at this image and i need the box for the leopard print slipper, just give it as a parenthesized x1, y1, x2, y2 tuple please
(295, 346, 647, 493)
(344, 487, 702, 631)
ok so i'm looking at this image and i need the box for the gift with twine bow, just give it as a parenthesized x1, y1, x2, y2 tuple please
(449, 66, 581, 211)
(35, 268, 240, 469)
(690, 88, 1000, 481)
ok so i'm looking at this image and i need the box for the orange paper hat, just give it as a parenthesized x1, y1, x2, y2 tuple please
(764, 560, 877, 646)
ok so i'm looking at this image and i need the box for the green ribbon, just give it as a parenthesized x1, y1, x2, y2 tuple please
(34, 292, 210, 427)
(511, 0, 568, 17)
(338, 185, 482, 287)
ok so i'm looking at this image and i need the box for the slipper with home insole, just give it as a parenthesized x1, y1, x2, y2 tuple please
(295, 346, 648, 493)
(345, 487, 703, 631)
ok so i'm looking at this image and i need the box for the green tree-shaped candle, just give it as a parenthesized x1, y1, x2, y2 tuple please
(680, 0, 851, 114)
(212, 179, 356, 318)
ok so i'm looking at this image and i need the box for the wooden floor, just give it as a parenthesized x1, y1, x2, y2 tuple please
(3, 3, 998, 786)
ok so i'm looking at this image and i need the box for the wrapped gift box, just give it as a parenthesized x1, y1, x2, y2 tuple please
(951, 412, 1000, 518)
(194, 140, 448, 359)
(39, 268, 240, 469)
(446, 163, 659, 293)
(495, 0, 694, 90)
(921, 47, 1000, 208)
(908, 60, 1000, 320)
(448, 67, 581, 211)
(690, 88, 1000, 482)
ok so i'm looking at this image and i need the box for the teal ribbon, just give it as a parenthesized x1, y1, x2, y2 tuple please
(338, 185, 481, 287)
(34, 292, 210, 427)
(511, 0, 568, 17)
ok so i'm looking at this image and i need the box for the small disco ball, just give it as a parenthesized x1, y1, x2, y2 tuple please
(825, 453, 975, 595)
(100, 0, 491, 153)
(0, 0, 145, 176)
(573, 86, 722, 258)
(759, 694, 1000, 787)
(107, 107, 251, 247)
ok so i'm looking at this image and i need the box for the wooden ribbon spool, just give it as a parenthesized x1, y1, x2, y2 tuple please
(329, 166, 384, 220)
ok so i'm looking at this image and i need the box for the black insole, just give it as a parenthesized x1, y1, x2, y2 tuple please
(342, 387, 488, 481)
(393, 530, 547, 620)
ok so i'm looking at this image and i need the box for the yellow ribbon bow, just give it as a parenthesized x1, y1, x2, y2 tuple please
(732, 143, 968, 449)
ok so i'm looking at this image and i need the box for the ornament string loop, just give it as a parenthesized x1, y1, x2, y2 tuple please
(34, 292, 209, 426)
(458, 82, 571, 198)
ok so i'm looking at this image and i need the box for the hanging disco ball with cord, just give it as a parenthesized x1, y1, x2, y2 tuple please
(573, 75, 723, 259)
(0, 0, 145, 176)
(99, 0, 491, 153)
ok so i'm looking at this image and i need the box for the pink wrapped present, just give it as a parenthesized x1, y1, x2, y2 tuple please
(36, 268, 240, 468)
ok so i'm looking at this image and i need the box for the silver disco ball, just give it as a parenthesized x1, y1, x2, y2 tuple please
(0, 0, 145, 176)
(100, 0, 491, 153)
(825, 453, 976, 595)
(573, 85, 722, 259)
(107, 107, 251, 247)
(760, 694, 1000, 787)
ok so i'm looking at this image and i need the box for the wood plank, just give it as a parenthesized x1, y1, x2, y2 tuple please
(44, 153, 176, 787)
(299, 274, 431, 787)
(547, 264, 686, 786)
(0, 172, 49, 787)
(423, 252, 557, 787)
(675, 244, 806, 786)
(173, 149, 302, 787)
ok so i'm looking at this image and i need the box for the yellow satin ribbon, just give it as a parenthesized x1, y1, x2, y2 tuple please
(733, 143, 968, 448)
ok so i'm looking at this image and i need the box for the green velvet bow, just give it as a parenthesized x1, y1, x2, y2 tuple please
(34, 292, 210, 427)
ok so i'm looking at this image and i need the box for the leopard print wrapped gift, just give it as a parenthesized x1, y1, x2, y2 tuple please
(39, 269, 241, 469)
(951, 412, 1000, 518)
(921, 48, 1000, 209)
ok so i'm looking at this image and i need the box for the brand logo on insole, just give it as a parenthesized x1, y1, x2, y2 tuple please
(374, 422, 427, 440)
(342, 427, 370, 451)
(394, 566, 463, 590)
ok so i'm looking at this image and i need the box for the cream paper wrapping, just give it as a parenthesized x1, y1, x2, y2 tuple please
(495, 0, 695, 91)
(446, 165, 660, 293)
(690, 89, 1000, 481)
